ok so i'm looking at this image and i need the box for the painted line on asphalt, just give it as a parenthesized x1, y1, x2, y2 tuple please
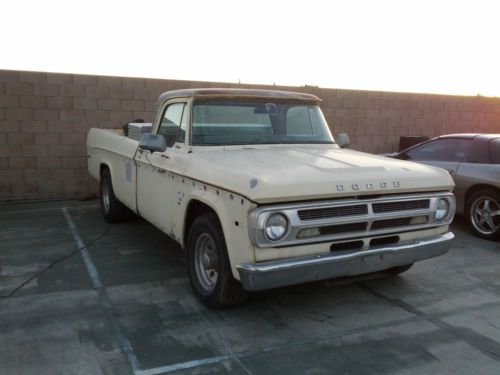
(0, 204, 99, 215)
(61, 207, 141, 373)
(134, 354, 236, 375)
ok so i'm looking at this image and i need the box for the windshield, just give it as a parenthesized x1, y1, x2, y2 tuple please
(191, 100, 334, 145)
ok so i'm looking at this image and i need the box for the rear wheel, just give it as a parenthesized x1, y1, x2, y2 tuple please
(466, 188, 500, 240)
(187, 213, 248, 308)
(100, 168, 132, 222)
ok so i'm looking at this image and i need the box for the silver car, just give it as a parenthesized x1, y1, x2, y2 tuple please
(387, 134, 500, 240)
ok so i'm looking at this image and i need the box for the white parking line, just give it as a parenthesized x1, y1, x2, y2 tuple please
(0, 204, 99, 215)
(134, 354, 235, 375)
(61, 207, 141, 373)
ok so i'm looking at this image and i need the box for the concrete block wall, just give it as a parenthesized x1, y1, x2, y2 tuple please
(1, 69, 499, 202)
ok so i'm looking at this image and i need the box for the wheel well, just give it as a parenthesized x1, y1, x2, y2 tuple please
(465, 184, 500, 208)
(183, 200, 216, 246)
(99, 163, 109, 178)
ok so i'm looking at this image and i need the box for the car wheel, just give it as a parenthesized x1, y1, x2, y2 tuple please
(467, 189, 500, 240)
(100, 168, 132, 222)
(187, 213, 249, 308)
(386, 263, 413, 276)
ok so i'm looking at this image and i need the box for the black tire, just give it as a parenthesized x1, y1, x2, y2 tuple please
(187, 213, 249, 309)
(386, 263, 413, 276)
(100, 168, 132, 222)
(466, 188, 500, 240)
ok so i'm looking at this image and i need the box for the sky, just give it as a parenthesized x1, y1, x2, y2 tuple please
(1, 0, 499, 96)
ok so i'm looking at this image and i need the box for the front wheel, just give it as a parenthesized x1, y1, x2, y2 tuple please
(187, 213, 248, 309)
(466, 188, 500, 240)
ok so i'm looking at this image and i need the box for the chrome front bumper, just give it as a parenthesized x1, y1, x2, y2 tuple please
(237, 232, 454, 291)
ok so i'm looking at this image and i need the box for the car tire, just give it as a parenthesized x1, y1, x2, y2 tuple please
(187, 213, 249, 309)
(100, 168, 133, 222)
(386, 263, 413, 276)
(466, 188, 500, 240)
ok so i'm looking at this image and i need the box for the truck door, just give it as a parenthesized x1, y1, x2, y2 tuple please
(135, 102, 188, 235)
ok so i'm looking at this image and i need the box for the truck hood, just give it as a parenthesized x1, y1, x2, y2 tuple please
(184, 145, 454, 204)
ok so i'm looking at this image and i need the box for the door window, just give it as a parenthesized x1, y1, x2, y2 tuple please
(489, 138, 500, 164)
(158, 103, 186, 147)
(406, 138, 470, 162)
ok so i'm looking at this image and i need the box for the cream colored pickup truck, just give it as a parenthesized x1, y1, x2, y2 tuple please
(87, 89, 456, 308)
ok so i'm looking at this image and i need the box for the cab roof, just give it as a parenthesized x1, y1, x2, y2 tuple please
(158, 88, 321, 103)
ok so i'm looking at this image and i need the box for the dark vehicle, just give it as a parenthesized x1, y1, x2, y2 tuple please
(387, 134, 500, 240)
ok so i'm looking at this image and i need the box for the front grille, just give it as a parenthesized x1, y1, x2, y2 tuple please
(319, 222, 367, 235)
(372, 199, 430, 213)
(298, 204, 368, 221)
(371, 217, 412, 230)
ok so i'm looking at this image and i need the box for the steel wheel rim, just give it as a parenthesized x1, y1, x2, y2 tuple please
(194, 233, 219, 293)
(102, 180, 111, 212)
(470, 196, 500, 235)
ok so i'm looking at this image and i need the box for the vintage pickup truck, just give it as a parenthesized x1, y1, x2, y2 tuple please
(87, 88, 456, 308)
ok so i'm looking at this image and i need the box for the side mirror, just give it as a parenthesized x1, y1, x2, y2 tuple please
(336, 133, 350, 148)
(139, 133, 167, 153)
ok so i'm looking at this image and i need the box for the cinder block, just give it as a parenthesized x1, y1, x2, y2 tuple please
(0, 134, 6, 145)
(145, 78, 170, 90)
(11, 181, 37, 195)
(74, 145, 87, 156)
(9, 157, 36, 169)
(73, 98, 97, 109)
(48, 145, 73, 157)
(0, 145, 22, 157)
(51, 168, 76, 180)
(86, 85, 110, 98)
(47, 73, 72, 85)
(85, 110, 109, 122)
(0, 70, 19, 82)
(48, 120, 74, 133)
(122, 99, 144, 111)
(22, 145, 48, 157)
(0, 157, 8, 168)
(38, 180, 65, 195)
(60, 85, 86, 97)
(122, 77, 146, 88)
(19, 71, 46, 84)
(25, 169, 50, 181)
(8, 133, 34, 145)
(7, 108, 33, 120)
(37, 157, 62, 169)
(33, 84, 59, 96)
(34, 109, 60, 121)
(73, 74, 98, 85)
(60, 109, 86, 121)
(0, 120, 21, 132)
(110, 111, 134, 123)
(5, 81, 33, 95)
(110, 87, 134, 99)
(0, 169, 24, 181)
(0, 95, 19, 108)
(35, 133, 61, 145)
(47, 96, 73, 109)
(133, 111, 154, 122)
(98, 98, 121, 110)
(20, 96, 46, 108)
(22, 121, 50, 135)
(98, 76, 122, 87)
(62, 157, 86, 169)
(0, 108, 4, 120)
(61, 133, 85, 145)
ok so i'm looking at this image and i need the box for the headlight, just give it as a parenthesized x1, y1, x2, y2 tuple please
(264, 213, 289, 241)
(435, 198, 450, 221)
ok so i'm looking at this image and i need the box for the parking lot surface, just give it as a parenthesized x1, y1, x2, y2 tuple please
(1, 200, 500, 375)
